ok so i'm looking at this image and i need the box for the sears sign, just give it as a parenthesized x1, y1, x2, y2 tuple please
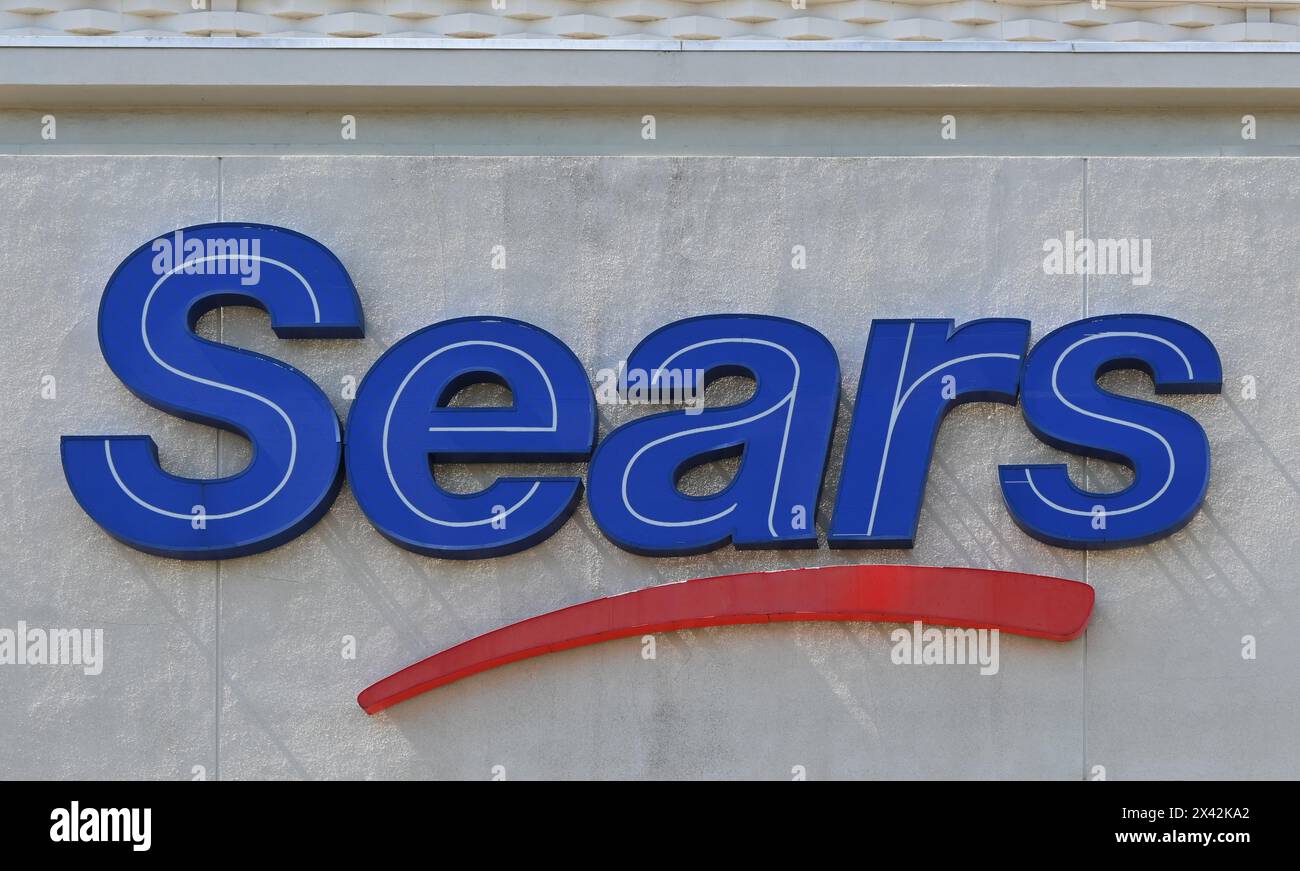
(61, 223, 1222, 563)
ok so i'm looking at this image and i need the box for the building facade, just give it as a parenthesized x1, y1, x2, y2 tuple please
(1, 14, 1298, 778)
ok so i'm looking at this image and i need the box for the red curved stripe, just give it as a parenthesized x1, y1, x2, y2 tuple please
(358, 564, 1094, 714)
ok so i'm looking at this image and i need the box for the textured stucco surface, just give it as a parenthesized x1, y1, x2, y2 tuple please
(0, 154, 1294, 779)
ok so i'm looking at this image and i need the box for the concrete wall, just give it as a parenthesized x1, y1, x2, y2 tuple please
(0, 152, 1296, 779)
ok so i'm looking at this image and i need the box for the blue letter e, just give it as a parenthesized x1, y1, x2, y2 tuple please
(999, 314, 1222, 549)
(344, 317, 596, 559)
(61, 223, 365, 559)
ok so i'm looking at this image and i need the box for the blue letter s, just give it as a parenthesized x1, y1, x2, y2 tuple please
(999, 314, 1222, 549)
(61, 223, 364, 559)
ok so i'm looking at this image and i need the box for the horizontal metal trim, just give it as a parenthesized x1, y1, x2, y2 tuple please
(4, 37, 1298, 111)
(3, 36, 1300, 53)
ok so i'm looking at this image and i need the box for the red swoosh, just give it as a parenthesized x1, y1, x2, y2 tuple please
(358, 564, 1093, 714)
